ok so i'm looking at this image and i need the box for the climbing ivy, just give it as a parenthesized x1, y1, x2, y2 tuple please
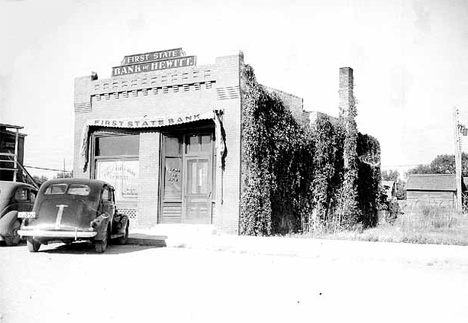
(239, 64, 381, 236)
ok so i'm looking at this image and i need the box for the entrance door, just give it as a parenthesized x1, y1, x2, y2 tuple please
(184, 157, 211, 224)
(159, 132, 214, 224)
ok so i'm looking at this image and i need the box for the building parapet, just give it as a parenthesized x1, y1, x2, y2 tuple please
(90, 64, 216, 96)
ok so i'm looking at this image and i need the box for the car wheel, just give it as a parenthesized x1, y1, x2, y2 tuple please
(4, 219, 21, 246)
(94, 227, 108, 253)
(27, 238, 41, 252)
(117, 222, 129, 245)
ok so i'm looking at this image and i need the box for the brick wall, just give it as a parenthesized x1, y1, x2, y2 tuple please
(263, 86, 305, 124)
(137, 131, 160, 228)
(73, 52, 303, 234)
(73, 54, 243, 233)
(339, 67, 354, 116)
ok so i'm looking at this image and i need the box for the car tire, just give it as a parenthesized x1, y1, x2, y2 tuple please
(116, 221, 129, 245)
(4, 219, 21, 246)
(27, 238, 41, 252)
(94, 226, 109, 253)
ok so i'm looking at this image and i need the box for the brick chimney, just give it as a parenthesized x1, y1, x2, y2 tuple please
(339, 67, 354, 117)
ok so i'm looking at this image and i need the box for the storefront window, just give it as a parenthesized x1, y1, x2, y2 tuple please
(95, 160, 139, 200)
(95, 135, 139, 156)
(93, 133, 139, 203)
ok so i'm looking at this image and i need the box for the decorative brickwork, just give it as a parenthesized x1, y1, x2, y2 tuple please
(91, 66, 215, 96)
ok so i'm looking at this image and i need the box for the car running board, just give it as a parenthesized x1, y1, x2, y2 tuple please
(110, 233, 124, 239)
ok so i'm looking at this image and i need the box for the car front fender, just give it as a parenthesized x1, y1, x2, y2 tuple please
(0, 211, 18, 236)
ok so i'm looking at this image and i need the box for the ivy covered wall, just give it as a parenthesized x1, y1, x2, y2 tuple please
(239, 64, 381, 235)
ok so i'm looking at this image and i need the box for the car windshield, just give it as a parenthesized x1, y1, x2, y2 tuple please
(44, 184, 91, 196)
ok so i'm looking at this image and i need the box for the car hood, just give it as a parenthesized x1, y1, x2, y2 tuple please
(28, 198, 97, 231)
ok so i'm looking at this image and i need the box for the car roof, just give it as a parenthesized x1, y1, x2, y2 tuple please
(41, 178, 113, 190)
(0, 181, 36, 195)
(0, 181, 37, 204)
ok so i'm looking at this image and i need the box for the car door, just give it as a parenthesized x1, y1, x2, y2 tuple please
(100, 186, 115, 227)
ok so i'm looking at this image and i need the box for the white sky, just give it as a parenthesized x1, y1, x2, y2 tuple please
(1, 0, 468, 178)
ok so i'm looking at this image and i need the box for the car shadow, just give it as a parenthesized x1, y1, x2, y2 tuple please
(0, 240, 27, 247)
(37, 240, 165, 255)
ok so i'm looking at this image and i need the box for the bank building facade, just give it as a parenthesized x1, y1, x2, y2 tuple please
(74, 48, 306, 234)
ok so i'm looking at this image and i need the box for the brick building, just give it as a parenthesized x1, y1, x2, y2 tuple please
(73, 49, 306, 233)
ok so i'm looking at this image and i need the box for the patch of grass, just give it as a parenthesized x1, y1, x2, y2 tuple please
(294, 206, 468, 246)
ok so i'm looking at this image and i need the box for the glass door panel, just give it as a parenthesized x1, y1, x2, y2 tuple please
(185, 158, 211, 223)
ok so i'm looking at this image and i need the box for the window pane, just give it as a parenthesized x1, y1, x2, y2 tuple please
(198, 160, 208, 193)
(95, 135, 139, 156)
(44, 184, 67, 195)
(186, 135, 200, 154)
(102, 188, 109, 201)
(200, 135, 211, 152)
(164, 157, 182, 200)
(95, 160, 139, 201)
(165, 136, 182, 155)
(15, 188, 28, 201)
(67, 184, 90, 196)
(188, 160, 198, 194)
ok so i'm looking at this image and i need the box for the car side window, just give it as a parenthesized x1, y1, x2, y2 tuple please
(14, 188, 28, 201)
(109, 189, 114, 202)
(102, 187, 110, 202)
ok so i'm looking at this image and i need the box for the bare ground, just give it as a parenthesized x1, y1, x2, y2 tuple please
(1, 238, 467, 323)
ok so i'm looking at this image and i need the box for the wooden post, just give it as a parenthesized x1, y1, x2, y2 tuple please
(454, 107, 462, 212)
(13, 128, 19, 182)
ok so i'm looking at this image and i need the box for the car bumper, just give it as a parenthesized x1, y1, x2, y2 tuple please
(18, 229, 97, 239)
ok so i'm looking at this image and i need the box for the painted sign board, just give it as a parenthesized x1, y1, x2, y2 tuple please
(112, 56, 196, 76)
(121, 48, 185, 65)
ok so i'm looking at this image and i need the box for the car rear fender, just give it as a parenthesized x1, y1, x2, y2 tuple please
(0, 210, 18, 236)
(93, 213, 111, 240)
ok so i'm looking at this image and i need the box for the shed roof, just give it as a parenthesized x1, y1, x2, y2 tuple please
(0, 123, 23, 130)
(406, 174, 457, 192)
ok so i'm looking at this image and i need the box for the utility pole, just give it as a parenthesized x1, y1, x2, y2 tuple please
(453, 107, 463, 212)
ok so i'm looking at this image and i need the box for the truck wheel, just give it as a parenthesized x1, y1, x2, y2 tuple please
(27, 238, 41, 252)
(94, 227, 108, 253)
(4, 219, 21, 246)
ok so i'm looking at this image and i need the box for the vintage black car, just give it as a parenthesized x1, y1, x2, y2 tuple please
(0, 181, 38, 246)
(18, 178, 129, 253)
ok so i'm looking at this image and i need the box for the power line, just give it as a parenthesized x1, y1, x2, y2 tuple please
(24, 165, 72, 173)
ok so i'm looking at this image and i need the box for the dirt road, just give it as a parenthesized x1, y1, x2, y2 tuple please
(1, 239, 467, 323)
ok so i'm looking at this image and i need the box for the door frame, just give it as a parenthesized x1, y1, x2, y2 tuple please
(159, 127, 215, 224)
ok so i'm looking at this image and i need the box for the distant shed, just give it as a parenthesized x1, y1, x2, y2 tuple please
(406, 174, 463, 208)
